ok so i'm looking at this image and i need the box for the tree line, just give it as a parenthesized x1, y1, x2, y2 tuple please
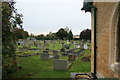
(34, 28, 91, 41)
(35, 27, 73, 40)
(12, 27, 91, 41)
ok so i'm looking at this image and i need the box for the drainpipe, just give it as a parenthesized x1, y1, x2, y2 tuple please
(81, 2, 97, 79)
(91, 6, 97, 79)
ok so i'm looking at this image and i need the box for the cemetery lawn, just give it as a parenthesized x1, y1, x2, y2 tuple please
(9, 40, 91, 78)
(9, 55, 71, 78)
(9, 49, 91, 78)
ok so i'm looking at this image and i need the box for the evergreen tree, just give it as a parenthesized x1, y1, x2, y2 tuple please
(56, 28, 68, 40)
(67, 30, 73, 40)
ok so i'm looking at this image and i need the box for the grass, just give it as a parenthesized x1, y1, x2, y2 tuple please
(9, 40, 91, 78)
(9, 52, 91, 78)
(70, 55, 91, 72)
(16, 50, 38, 55)
(9, 55, 70, 78)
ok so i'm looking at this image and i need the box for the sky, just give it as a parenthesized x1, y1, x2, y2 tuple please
(15, 0, 91, 35)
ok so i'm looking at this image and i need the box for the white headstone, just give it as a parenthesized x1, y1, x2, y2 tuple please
(84, 44, 88, 49)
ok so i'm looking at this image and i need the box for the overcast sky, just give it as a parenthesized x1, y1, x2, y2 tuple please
(15, 0, 91, 35)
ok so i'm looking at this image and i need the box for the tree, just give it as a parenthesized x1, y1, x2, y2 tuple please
(2, 1, 23, 78)
(56, 28, 68, 40)
(12, 28, 29, 39)
(67, 30, 73, 40)
(46, 32, 57, 40)
(35, 34, 45, 40)
(80, 29, 91, 40)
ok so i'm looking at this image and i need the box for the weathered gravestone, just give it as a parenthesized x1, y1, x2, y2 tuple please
(54, 54, 59, 59)
(53, 60, 71, 70)
(73, 52, 80, 57)
(81, 56, 90, 62)
(68, 54, 75, 61)
(41, 53, 50, 60)
(53, 50, 58, 54)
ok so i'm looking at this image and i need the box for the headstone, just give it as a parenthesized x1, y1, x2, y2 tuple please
(49, 55, 54, 59)
(43, 51, 48, 53)
(77, 50, 83, 53)
(53, 51, 58, 54)
(73, 42, 76, 45)
(84, 44, 88, 49)
(62, 52, 68, 56)
(73, 52, 80, 57)
(54, 55, 59, 59)
(68, 54, 75, 61)
(81, 56, 90, 62)
(41, 53, 50, 59)
(60, 48, 65, 52)
(53, 60, 69, 70)
(76, 45, 80, 48)
(18, 43, 20, 46)
(67, 40, 69, 44)
(63, 44, 70, 49)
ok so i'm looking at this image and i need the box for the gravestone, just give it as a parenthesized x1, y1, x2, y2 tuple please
(54, 54, 59, 59)
(53, 51, 58, 54)
(73, 52, 80, 57)
(84, 44, 88, 49)
(43, 50, 48, 53)
(81, 56, 90, 62)
(41, 53, 50, 59)
(76, 45, 80, 48)
(77, 50, 83, 53)
(49, 55, 54, 59)
(63, 44, 70, 49)
(18, 43, 20, 46)
(53, 60, 70, 70)
(60, 48, 65, 52)
(68, 54, 75, 61)
(66, 50, 71, 55)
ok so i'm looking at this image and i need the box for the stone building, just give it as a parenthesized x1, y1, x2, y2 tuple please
(82, 0, 120, 79)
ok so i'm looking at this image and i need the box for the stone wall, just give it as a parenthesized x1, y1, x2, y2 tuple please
(91, 2, 120, 78)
